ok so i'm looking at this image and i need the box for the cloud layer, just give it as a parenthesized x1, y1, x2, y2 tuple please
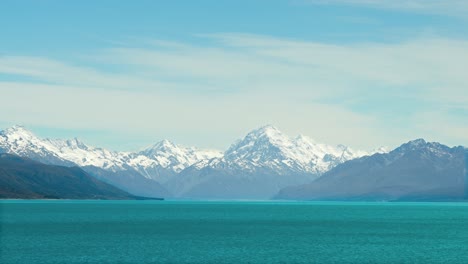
(1, 33, 467, 150)
(304, 0, 468, 17)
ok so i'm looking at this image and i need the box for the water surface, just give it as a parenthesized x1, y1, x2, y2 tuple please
(1, 200, 468, 263)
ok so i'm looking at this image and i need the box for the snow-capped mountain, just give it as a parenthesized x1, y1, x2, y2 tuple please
(0, 125, 220, 197)
(126, 140, 222, 183)
(0, 126, 75, 167)
(139, 140, 222, 170)
(45, 138, 131, 171)
(0, 126, 131, 171)
(0, 125, 382, 199)
(194, 125, 370, 174)
(0, 125, 220, 174)
(166, 125, 375, 198)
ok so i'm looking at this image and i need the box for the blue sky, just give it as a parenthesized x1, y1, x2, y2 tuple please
(1, 0, 468, 151)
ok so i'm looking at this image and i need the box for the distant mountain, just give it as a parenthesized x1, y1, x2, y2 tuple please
(167, 125, 372, 199)
(275, 139, 468, 201)
(81, 165, 171, 198)
(0, 125, 377, 199)
(222, 125, 369, 174)
(128, 139, 222, 184)
(72, 164, 170, 198)
(0, 125, 218, 197)
(0, 126, 76, 167)
(0, 126, 222, 173)
(0, 153, 144, 199)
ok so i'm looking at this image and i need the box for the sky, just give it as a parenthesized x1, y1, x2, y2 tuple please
(1, 0, 467, 151)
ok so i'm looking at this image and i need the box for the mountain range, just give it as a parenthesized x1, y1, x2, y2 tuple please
(2, 125, 465, 201)
(0, 125, 376, 199)
(275, 139, 468, 201)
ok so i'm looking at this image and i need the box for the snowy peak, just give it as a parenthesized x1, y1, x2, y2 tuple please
(246, 125, 285, 142)
(1, 125, 35, 138)
(0, 126, 87, 153)
(46, 137, 89, 151)
(141, 139, 177, 155)
(135, 139, 222, 173)
(1, 126, 43, 151)
(0, 126, 221, 174)
(220, 125, 371, 174)
(0, 126, 41, 148)
(0, 126, 73, 166)
(225, 125, 289, 161)
(141, 139, 222, 164)
(1, 125, 386, 183)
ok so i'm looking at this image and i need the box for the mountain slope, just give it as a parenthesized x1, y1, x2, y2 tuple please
(81, 165, 171, 198)
(0, 153, 141, 199)
(275, 139, 468, 201)
(0, 126, 75, 166)
(0, 126, 127, 169)
(167, 125, 372, 199)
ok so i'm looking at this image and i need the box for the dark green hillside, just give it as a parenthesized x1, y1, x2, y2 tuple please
(0, 153, 142, 199)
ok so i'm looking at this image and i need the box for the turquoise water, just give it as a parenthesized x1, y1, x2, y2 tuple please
(2, 200, 468, 263)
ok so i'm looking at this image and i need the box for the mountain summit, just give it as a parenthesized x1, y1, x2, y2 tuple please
(221, 125, 368, 174)
(165, 125, 373, 198)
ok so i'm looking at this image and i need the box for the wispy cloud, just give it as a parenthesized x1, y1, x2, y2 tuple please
(208, 33, 468, 102)
(301, 0, 468, 17)
(0, 56, 174, 92)
(1, 33, 467, 149)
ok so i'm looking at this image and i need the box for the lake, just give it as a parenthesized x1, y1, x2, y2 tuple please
(1, 200, 468, 263)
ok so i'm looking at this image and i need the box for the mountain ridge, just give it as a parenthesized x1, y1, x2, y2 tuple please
(275, 139, 468, 201)
(0, 125, 382, 199)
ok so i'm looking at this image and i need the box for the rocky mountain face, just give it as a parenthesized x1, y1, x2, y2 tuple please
(0, 125, 374, 199)
(275, 139, 468, 201)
